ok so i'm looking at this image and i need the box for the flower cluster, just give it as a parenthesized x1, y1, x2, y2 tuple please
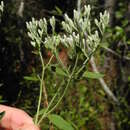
(26, 18, 47, 47)
(26, 5, 109, 59)
(61, 5, 109, 58)
(26, 16, 60, 51)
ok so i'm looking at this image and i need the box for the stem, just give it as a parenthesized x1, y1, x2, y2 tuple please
(45, 54, 54, 69)
(55, 50, 69, 75)
(39, 51, 49, 108)
(76, 43, 100, 76)
(90, 56, 119, 103)
(44, 55, 79, 117)
(34, 51, 45, 124)
(42, 80, 49, 107)
(75, 56, 89, 75)
(101, 45, 130, 61)
(38, 80, 64, 125)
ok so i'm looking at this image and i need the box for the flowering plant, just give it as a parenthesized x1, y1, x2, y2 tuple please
(26, 5, 109, 129)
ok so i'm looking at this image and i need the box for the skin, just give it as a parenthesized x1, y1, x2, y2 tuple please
(0, 105, 40, 130)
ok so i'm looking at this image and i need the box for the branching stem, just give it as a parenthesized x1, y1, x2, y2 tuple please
(45, 55, 78, 115)
(55, 50, 69, 75)
(35, 51, 45, 124)
(37, 80, 64, 125)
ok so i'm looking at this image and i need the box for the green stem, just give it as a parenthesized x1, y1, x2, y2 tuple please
(34, 51, 45, 124)
(45, 79, 71, 116)
(37, 80, 64, 125)
(76, 44, 99, 76)
(55, 50, 69, 75)
(75, 56, 89, 75)
(43, 55, 79, 117)
(45, 54, 54, 69)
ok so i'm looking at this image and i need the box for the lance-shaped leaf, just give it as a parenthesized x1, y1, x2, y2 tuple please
(48, 114, 74, 130)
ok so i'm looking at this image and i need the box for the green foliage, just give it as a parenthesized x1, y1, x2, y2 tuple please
(24, 76, 39, 82)
(83, 71, 104, 79)
(114, 99, 130, 130)
(48, 114, 74, 130)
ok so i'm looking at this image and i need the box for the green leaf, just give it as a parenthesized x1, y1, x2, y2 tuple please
(0, 111, 5, 121)
(128, 76, 130, 81)
(55, 6, 63, 15)
(115, 11, 123, 19)
(127, 40, 130, 45)
(48, 114, 74, 130)
(115, 26, 124, 37)
(56, 67, 67, 76)
(83, 71, 104, 79)
(115, 26, 124, 33)
(24, 76, 39, 81)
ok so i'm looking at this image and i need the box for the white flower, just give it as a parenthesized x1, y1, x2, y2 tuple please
(50, 16, 55, 33)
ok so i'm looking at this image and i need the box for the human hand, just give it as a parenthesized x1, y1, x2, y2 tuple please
(0, 105, 40, 130)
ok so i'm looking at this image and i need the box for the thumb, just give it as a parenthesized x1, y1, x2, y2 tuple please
(19, 123, 40, 130)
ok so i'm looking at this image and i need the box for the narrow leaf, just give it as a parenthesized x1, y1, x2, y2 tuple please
(128, 76, 130, 81)
(48, 114, 74, 130)
(56, 67, 67, 76)
(24, 76, 39, 81)
(83, 71, 104, 79)
(55, 6, 63, 15)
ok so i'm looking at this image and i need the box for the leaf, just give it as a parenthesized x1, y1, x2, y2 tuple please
(83, 71, 104, 79)
(128, 76, 130, 81)
(127, 40, 130, 45)
(115, 26, 124, 37)
(24, 76, 39, 81)
(48, 114, 74, 130)
(55, 6, 63, 15)
(115, 11, 123, 19)
(56, 67, 67, 76)
(0, 111, 5, 121)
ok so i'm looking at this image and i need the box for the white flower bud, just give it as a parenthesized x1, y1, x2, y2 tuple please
(74, 9, 80, 21)
(31, 41, 36, 47)
(95, 19, 99, 27)
(0, 1, 4, 12)
(38, 29, 43, 37)
(50, 16, 55, 32)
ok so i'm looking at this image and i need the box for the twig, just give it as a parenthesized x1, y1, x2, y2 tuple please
(17, 0, 24, 17)
(90, 56, 119, 103)
(101, 45, 130, 61)
(42, 80, 49, 107)
(38, 80, 64, 125)
(44, 55, 79, 117)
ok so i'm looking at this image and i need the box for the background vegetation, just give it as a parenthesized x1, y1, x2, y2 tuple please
(0, 0, 130, 130)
